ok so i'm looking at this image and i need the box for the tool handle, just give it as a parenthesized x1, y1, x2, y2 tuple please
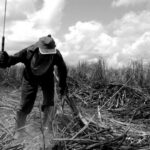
(1, 36, 5, 51)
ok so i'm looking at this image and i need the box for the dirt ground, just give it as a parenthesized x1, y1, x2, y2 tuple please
(0, 86, 150, 150)
(0, 87, 56, 149)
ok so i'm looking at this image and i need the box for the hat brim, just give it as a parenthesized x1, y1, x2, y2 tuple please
(39, 48, 56, 54)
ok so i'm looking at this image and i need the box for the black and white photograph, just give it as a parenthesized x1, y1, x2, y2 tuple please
(0, 0, 150, 149)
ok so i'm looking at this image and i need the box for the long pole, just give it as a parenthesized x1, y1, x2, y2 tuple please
(1, 0, 8, 52)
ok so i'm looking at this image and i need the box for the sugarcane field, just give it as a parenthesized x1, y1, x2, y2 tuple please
(0, 60, 150, 150)
(1, 0, 150, 150)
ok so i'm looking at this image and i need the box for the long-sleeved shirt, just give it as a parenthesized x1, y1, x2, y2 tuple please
(7, 43, 67, 88)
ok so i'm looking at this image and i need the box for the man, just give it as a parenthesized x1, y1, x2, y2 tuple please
(0, 35, 68, 138)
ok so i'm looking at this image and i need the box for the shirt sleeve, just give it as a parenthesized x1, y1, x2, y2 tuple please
(7, 48, 28, 67)
(54, 50, 67, 89)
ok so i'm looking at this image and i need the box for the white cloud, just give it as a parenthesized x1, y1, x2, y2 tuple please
(113, 32, 150, 67)
(112, 11, 150, 38)
(112, 0, 150, 7)
(31, 0, 65, 30)
(105, 11, 150, 67)
(59, 21, 117, 66)
(0, 0, 66, 51)
(60, 10, 150, 68)
(129, 32, 150, 60)
(1, 0, 150, 68)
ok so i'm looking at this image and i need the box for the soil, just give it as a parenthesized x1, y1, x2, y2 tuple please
(0, 85, 150, 150)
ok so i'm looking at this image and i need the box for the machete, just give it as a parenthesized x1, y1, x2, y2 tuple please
(54, 71, 86, 126)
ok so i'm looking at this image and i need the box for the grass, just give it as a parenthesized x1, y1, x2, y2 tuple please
(68, 59, 150, 91)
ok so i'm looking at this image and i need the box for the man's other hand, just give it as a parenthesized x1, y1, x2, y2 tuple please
(60, 86, 68, 97)
(0, 51, 8, 68)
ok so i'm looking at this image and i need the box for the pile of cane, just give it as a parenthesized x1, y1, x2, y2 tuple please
(50, 77, 150, 150)
(0, 77, 150, 149)
(51, 97, 150, 150)
(68, 77, 150, 119)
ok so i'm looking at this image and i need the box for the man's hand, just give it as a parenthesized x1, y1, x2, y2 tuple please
(60, 86, 68, 97)
(0, 51, 8, 68)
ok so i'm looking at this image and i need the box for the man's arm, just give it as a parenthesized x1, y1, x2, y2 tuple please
(7, 48, 28, 67)
(54, 50, 68, 95)
(54, 50, 85, 126)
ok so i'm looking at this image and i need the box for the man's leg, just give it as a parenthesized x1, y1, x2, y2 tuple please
(41, 80, 55, 132)
(14, 78, 38, 139)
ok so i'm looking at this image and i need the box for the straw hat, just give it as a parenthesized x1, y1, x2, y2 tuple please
(38, 35, 56, 54)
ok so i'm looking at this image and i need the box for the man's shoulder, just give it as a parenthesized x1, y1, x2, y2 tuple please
(21, 43, 38, 60)
(26, 43, 39, 52)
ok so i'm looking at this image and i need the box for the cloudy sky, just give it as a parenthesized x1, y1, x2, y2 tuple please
(0, 0, 150, 67)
